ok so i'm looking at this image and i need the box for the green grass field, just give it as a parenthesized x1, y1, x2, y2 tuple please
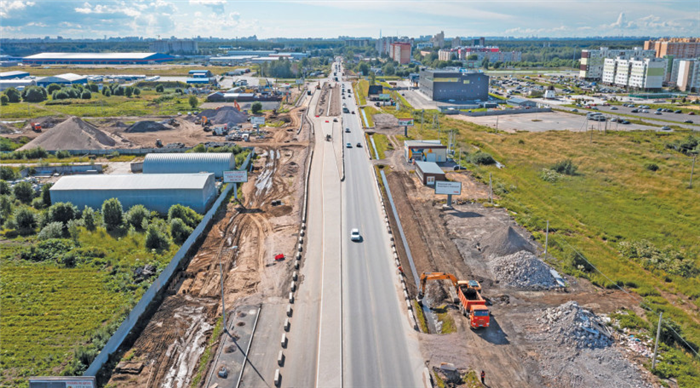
(372, 134, 390, 159)
(405, 118, 700, 385)
(0, 65, 245, 77)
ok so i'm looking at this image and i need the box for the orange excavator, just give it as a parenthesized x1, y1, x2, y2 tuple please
(233, 100, 241, 111)
(418, 272, 490, 329)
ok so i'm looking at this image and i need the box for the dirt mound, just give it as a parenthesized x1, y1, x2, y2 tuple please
(198, 106, 247, 125)
(489, 251, 558, 289)
(126, 120, 170, 133)
(374, 114, 398, 128)
(0, 122, 17, 134)
(537, 301, 614, 349)
(19, 117, 117, 151)
(481, 226, 534, 259)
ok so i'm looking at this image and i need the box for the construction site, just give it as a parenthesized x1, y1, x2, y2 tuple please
(376, 122, 663, 388)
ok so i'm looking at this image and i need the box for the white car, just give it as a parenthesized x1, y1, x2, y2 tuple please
(350, 228, 361, 242)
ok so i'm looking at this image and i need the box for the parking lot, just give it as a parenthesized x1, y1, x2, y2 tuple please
(452, 111, 661, 133)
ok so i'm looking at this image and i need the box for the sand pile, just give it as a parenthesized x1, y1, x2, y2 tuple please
(489, 250, 558, 289)
(481, 226, 534, 259)
(198, 106, 247, 125)
(19, 117, 117, 151)
(126, 120, 170, 133)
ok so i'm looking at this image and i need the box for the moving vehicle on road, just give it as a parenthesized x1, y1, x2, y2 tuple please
(346, 142, 352, 148)
(345, 128, 350, 133)
(356, 142, 362, 148)
(350, 228, 361, 242)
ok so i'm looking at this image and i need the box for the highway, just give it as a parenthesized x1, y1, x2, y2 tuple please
(282, 61, 424, 387)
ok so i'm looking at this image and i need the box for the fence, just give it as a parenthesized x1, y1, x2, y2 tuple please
(20, 164, 103, 177)
(84, 151, 253, 376)
(459, 107, 552, 117)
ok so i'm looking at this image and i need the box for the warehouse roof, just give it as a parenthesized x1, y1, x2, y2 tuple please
(38, 73, 86, 82)
(144, 152, 234, 164)
(0, 70, 30, 79)
(24, 52, 166, 60)
(415, 161, 445, 175)
(51, 173, 214, 191)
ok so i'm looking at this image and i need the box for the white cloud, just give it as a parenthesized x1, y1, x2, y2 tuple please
(75, 2, 141, 17)
(610, 12, 626, 28)
(0, 0, 35, 17)
(189, 0, 225, 13)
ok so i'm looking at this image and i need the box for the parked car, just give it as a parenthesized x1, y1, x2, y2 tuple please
(674, 110, 682, 114)
(631, 109, 638, 113)
(684, 120, 694, 124)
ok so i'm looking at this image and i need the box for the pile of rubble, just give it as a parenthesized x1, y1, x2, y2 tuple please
(489, 250, 559, 289)
(538, 301, 614, 349)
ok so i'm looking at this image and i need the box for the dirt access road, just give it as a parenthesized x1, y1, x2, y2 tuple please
(378, 137, 660, 387)
(104, 110, 311, 387)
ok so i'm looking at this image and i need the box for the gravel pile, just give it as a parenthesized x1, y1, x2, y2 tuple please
(373, 114, 398, 129)
(19, 117, 117, 151)
(490, 250, 559, 289)
(538, 301, 614, 349)
(126, 120, 170, 133)
(198, 106, 248, 125)
(481, 226, 534, 259)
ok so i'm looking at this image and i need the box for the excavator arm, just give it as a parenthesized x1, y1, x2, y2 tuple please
(418, 272, 458, 299)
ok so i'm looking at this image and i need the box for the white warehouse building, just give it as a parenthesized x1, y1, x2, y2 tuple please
(50, 173, 217, 214)
(142, 153, 235, 178)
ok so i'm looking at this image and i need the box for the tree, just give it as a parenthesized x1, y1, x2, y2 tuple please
(369, 71, 376, 85)
(0, 180, 10, 196)
(251, 101, 263, 114)
(189, 95, 199, 109)
(14, 207, 37, 233)
(102, 198, 124, 230)
(88, 83, 99, 92)
(47, 202, 78, 224)
(155, 84, 165, 93)
(382, 63, 395, 76)
(82, 206, 96, 231)
(21, 86, 46, 103)
(13, 181, 34, 204)
(126, 204, 149, 230)
(170, 217, 193, 244)
(47, 83, 62, 94)
(145, 224, 169, 251)
(0, 94, 8, 106)
(133, 88, 141, 96)
(124, 86, 134, 97)
(4, 87, 21, 103)
(168, 204, 202, 228)
(467, 54, 478, 61)
(358, 62, 370, 76)
(104, 88, 111, 97)
(80, 90, 92, 99)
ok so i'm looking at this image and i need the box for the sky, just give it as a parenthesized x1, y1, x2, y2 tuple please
(1, 0, 698, 39)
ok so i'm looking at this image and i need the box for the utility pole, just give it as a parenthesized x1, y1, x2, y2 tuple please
(421, 109, 425, 132)
(495, 115, 499, 132)
(652, 312, 663, 369)
(690, 152, 697, 189)
(544, 220, 549, 260)
(489, 173, 493, 204)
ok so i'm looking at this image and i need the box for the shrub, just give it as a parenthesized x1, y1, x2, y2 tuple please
(566, 249, 594, 272)
(155, 84, 165, 93)
(31, 197, 44, 209)
(87, 83, 99, 92)
(14, 207, 37, 233)
(22, 86, 47, 103)
(38, 221, 65, 239)
(251, 101, 263, 114)
(82, 206, 96, 231)
(52, 90, 69, 100)
(20, 238, 74, 262)
(126, 204, 149, 230)
(539, 168, 563, 183)
(47, 83, 62, 94)
(124, 86, 134, 97)
(0, 94, 8, 105)
(189, 95, 198, 109)
(0, 167, 19, 180)
(133, 87, 141, 96)
(145, 224, 169, 251)
(168, 204, 202, 228)
(644, 162, 659, 172)
(104, 88, 111, 97)
(80, 90, 92, 99)
(4, 87, 21, 103)
(0, 195, 13, 218)
(170, 217, 193, 244)
(618, 240, 698, 277)
(471, 151, 496, 165)
(13, 181, 34, 203)
(551, 159, 578, 175)
(102, 198, 124, 230)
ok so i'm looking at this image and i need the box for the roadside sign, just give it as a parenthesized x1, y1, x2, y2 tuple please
(250, 116, 265, 125)
(379, 93, 391, 100)
(398, 118, 414, 126)
(435, 181, 462, 195)
(223, 170, 248, 183)
(296, 79, 304, 84)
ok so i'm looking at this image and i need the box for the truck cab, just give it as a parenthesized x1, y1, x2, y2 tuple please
(457, 281, 490, 329)
(470, 305, 490, 329)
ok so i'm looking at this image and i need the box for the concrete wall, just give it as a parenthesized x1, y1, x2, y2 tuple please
(84, 151, 253, 377)
(419, 71, 489, 101)
(460, 107, 551, 117)
(20, 164, 102, 178)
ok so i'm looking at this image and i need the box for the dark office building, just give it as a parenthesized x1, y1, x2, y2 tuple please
(419, 70, 489, 102)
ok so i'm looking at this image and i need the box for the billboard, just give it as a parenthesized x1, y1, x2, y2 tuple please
(398, 118, 414, 126)
(296, 79, 304, 84)
(223, 170, 248, 183)
(435, 181, 462, 195)
(250, 116, 265, 125)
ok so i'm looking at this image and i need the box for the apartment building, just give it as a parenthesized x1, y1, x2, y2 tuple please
(644, 38, 700, 59)
(390, 42, 412, 64)
(677, 59, 700, 92)
(149, 39, 198, 54)
(602, 56, 666, 89)
(579, 47, 655, 80)
(438, 47, 522, 62)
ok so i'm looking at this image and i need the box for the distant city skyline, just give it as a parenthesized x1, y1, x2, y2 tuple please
(1, 0, 698, 39)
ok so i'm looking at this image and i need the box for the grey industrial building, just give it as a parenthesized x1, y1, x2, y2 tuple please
(419, 70, 489, 102)
(142, 153, 235, 178)
(49, 173, 217, 214)
(415, 161, 445, 186)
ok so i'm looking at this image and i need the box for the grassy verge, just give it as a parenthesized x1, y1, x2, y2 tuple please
(360, 107, 374, 128)
(372, 134, 390, 160)
(190, 316, 223, 388)
(354, 79, 368, 106)
(412, 300, 429, 333)
(434, 305, 456, 334)
(405, 117, 700, 386)
(463, 370, 482, 387)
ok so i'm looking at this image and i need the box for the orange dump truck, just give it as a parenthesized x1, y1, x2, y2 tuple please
(456, 280, 490, 329)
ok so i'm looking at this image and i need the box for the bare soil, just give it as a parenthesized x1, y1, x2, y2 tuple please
(105, 109, 311, 388)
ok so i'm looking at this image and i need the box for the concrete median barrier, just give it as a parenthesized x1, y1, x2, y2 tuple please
(287, 305, 293, 317)
(284, 318, 290, 332)
(278, 350, 285, 366)
(281, 333, 288, 348)
(274, 369, 281, 387)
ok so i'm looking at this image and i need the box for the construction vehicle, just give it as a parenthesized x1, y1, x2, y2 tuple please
(233, 100, 241, 111)
(418, 272, 490, 329)
(155, 139, 163, 148)
(168, 118, 180, 127)
(30, 122, 42, 132)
